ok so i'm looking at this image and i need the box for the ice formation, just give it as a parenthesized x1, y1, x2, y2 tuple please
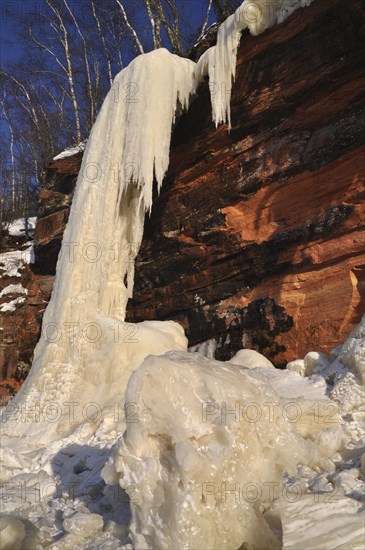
(106, 323, 365, 549)
(196, 0, 315, 127)
(0, 245, 34, 278)
(0, 49, 194, 473)
(103, 353, 323, 549)
(2, 1, 362, 549)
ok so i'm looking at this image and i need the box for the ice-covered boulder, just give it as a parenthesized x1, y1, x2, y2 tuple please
(104, 351, 332, 550)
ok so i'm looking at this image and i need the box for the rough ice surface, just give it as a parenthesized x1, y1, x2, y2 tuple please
(105, 353, 323, 549)
(108, 322, 365, 549)
(1, 1, 363, 549)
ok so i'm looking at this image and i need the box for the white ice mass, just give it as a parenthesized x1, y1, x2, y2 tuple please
(1, 1, 364, 549)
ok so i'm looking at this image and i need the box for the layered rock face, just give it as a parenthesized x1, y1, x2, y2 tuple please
(128, 0, 365, 364)
(0, 0, 363, 397)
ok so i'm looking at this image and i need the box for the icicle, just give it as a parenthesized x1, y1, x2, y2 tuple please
(196, 0, 315, 128)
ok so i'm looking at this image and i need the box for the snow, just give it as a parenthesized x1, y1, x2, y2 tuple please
(0, 245, 35, 277)
(0, 284, 28, 297)
(1, 1, 362, 549)
(0, 296, 26, 313)
(0, 282, 28, 312)
(53, 140, 87, 160)
(8, 217, 36, 237)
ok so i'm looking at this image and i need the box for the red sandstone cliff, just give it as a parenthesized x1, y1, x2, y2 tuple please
(1, 0, 364, 398)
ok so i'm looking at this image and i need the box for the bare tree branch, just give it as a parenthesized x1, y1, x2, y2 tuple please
(115, 0, 144, 55)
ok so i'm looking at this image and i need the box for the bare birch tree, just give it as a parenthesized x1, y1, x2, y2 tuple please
(1, 0, 240, 225)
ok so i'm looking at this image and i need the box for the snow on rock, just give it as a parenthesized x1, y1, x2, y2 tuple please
(8, 217, 36, 237)
(0, 296, 26, 313)
(0, 284, 28, 297)
(0, 245, 35, 278)
(0, 283, 28, 312)
(53, 140, 87, 161)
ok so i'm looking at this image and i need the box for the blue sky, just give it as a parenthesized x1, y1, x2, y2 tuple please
(0, 0, 215, 69)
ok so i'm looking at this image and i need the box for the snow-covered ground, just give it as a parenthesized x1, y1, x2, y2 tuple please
(2, 1, 363, 549)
